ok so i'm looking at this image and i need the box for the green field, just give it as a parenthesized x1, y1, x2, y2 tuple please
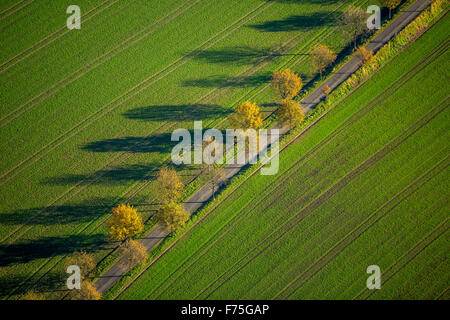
(116, 13, 450, 300)
(0, 0, 383, 299)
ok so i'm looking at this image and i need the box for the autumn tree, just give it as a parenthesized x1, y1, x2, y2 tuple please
(271, 69, 303, 100)
(357, 46, 374, 65)
(21, 290, 43, 300)
(228, 101, 263, 130)
(380, 0, 402, 18)
(155, 201, 190, 232)
(311, 45, 336, 80)
(65, 250, 96, 279)
(67, 280, 101, 300)
(118, 239, 148, 271)
(340, 5, 367, 49)
(108, 203, 144, 241)
(276, 100, 304, 128)
(155, 167, 184, 204)
(322, 85, 331, 99)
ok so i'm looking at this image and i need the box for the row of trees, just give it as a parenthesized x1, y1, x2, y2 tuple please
(21, 2, 404, 300)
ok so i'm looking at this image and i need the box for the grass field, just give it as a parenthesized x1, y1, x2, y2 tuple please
(116, 13, 450, 300)
(0, 0, 385, 299)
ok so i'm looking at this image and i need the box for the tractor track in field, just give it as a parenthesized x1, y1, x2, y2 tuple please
(148, 96, 448, 300)
(0, 0, 201, 129)
(14, 3, 354, 297)
(0, 0, 120, 73)
(196, 102, 448, 300)
(355, 217, 449, 300)
(274, 146, 450, 299)
(0, 1, 27, 17)
(0, 0, 34, 20)
(436, 287, 449, 300)
(1, 0, 353, 247)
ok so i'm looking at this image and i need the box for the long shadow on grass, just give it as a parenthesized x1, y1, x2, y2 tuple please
(81, 133, 177, 154)
(266, 0, 341, 3)
(182, 73, 272, 88)
(123, 104, 231, 122)
(42, 162, 192, 186)
(0, 272, 66, 298)
(251, 12, 338, 32)
(0, 196, 147, 227)
(0, 234, 110, 267)
(42, 163, 159, 185)
(190, 46, 282, 65)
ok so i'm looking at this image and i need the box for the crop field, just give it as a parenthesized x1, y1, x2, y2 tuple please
(0, 0, 386, 299)
(116, 13, 450, 300)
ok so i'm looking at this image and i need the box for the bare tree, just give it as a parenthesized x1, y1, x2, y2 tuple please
(340, 5, 368, 49)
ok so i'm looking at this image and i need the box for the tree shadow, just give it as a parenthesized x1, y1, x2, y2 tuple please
(0, 196, 148, 227)
(123, 104, 231, 122)
(0, 271, 66, 298)
(182, 73, 272, 88)
(190, 46, 280, 65)
(0, 234, 110, 267)
(251, 12, 338, 32)
(42, 163, 159, 185)
(81, 133, 177, 154)
(266, 0, 341, 3)
(43, 162, 191, 186)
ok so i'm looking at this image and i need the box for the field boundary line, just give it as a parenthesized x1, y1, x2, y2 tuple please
(0, 0, 199, 129)
(195, 100, 449, 299)
(0, 0, 119, 72)
(355, 218, 449, 300)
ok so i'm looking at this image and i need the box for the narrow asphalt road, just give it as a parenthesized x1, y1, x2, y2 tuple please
(301, 0, 430, 112)
(94, 0, 430, 294)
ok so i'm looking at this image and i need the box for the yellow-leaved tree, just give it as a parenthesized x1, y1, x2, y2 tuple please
(277, 100, 304, 128)
(228, 101, 263, 130)
(65, 250, 96, 279)
(21, 290, 43, 300)
(155, 201, 189, 233)
(108, 203, 144, 241)
(311, 44, 336, 80)
(322, 84, 331, 98)
(67, 280, 101, 300)
(156, 167, 184, 204)
(270, 69, 303, 100)
(118, 239, 149, 271)
(357, 46, 374, 65)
